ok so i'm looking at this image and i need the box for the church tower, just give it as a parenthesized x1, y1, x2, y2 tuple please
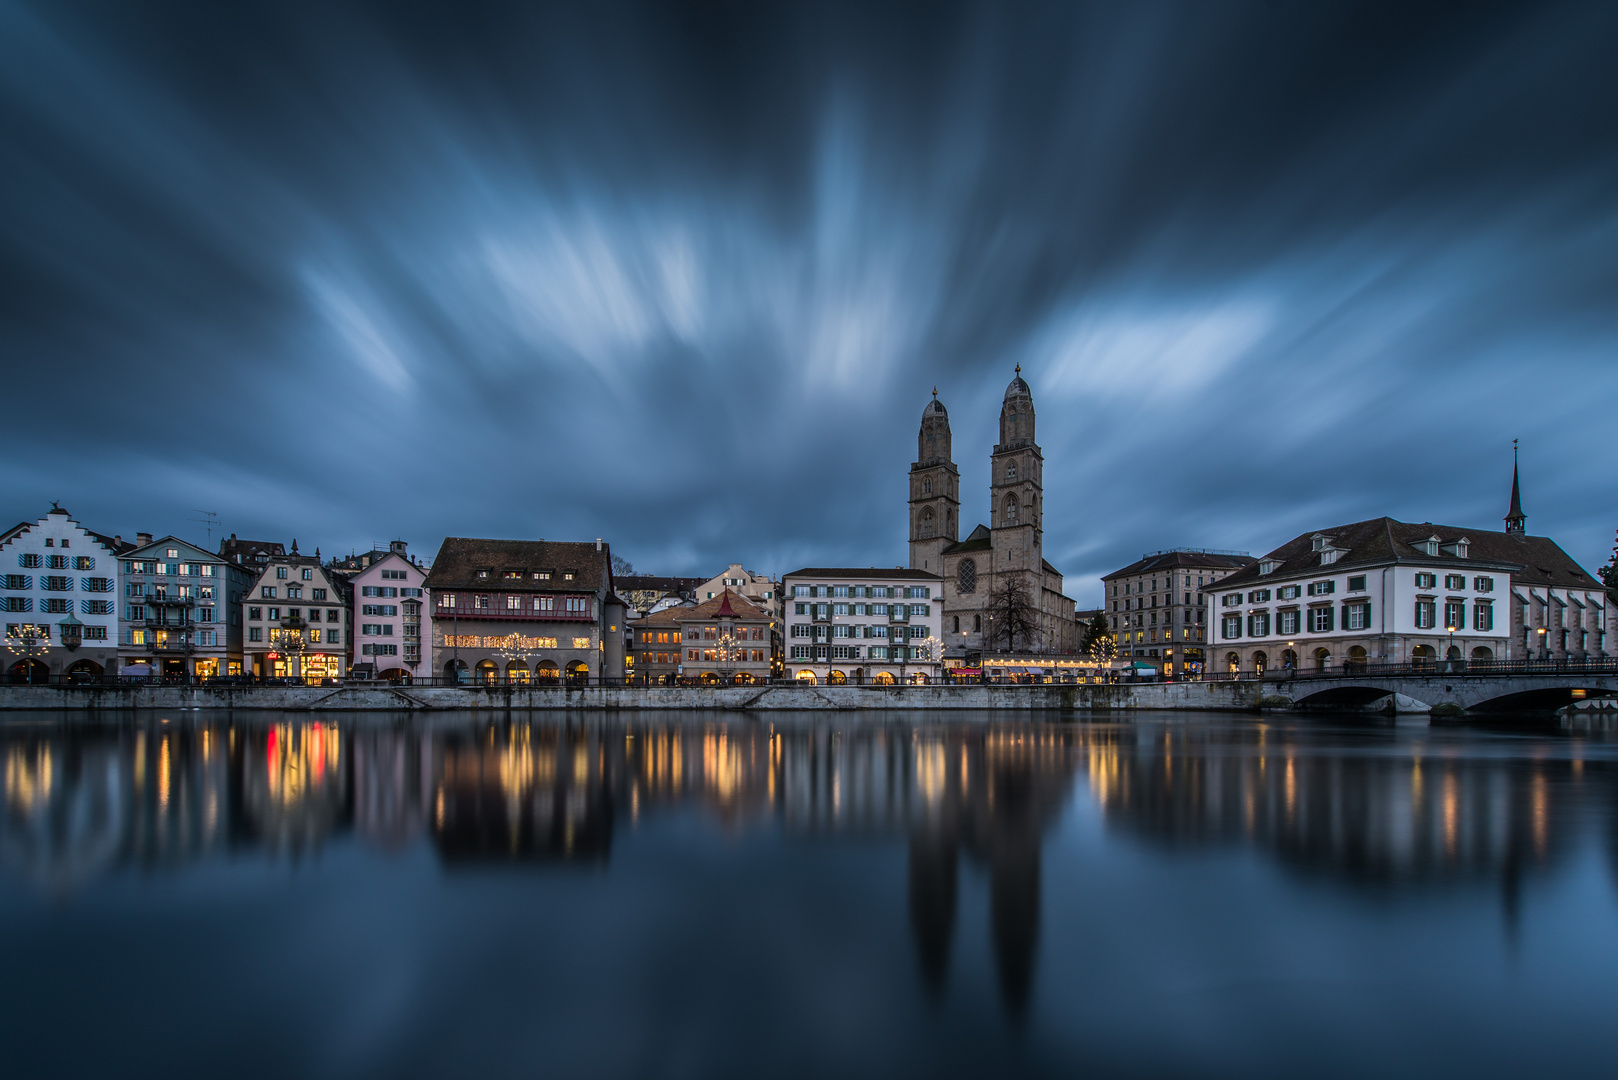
(1504, 440, 1527, 536)
(909, 389, 960, 573)
(990, 366, 1042, 576)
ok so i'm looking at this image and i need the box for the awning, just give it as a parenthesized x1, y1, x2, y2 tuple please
(949, 667, 981, 675)
(1023, 667, 1044, 675)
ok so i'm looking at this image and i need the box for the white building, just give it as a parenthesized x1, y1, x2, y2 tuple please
(1, 506, 129, 681)
(1208, 512, 1608, 674)
(695, 563, 782, 619)
(346, 541, 431, 680)
(782, 567, 944, 684)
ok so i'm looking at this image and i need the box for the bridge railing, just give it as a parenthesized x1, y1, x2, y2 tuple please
(1202, 657, 1618, 682)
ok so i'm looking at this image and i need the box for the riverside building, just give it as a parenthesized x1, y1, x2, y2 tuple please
(673, 589, 778, 683)
(239, 543, 352, 680)
(345, 540, 431, 680)
(1102, 549, 1255, 674)
(119, 534, 256, 679)
(782, 567, 944, 684)
(1, 506, 131, 681)
(424, 537, 627, 684)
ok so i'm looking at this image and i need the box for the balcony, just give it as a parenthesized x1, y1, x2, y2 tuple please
(144, 617, 191, 630)
(149, 637, 192, 653)
(146, 593, 197, 607)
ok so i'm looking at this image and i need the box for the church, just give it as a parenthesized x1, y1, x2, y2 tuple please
(908, 369, 1079, 659)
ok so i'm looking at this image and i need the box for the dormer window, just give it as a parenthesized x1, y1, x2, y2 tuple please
(1259, 559, 1278, 575)
(476, 569, 490, 579)
(1420, 537, 1440, 557)
(563, 572, 574, 581)
(1440, 537, 1470, 559)
(1320, 549, 1343, 565)
(535, 571, 552, 581)
(1311, 535, 1332, 552)
(503, 570, 522, 580)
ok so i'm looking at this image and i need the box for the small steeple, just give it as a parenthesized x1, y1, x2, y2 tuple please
(1505, 439, 1526, 536)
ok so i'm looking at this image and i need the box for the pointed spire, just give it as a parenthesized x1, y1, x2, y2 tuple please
(1505, 439, 1526, 535)
(715, 588, 737, 618)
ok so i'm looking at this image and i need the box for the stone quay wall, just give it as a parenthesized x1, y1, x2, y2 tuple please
(0, 680, 1269, 714)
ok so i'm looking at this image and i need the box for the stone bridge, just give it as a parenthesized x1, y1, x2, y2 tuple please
(1255, 669, 1618, 715)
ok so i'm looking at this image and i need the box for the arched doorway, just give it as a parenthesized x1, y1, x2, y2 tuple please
(1226, 652, 1240, 674)
(474, 660, 498, 684)
(1252, 651, 1268, 676)
(444, 659, 469, 684)
(1411, 644, 1437, 668)
(795, 670, 817, 684)
(9, 659, 48, 684)
(852, 667, 865, 684)
(506, 661, 529, 684)
(700, 671, 720, 685)
(565, 660, 589, 685)
(535, 660, 560, 684)
(827, 670, 847, 685)
(1471, 646, 1494, 662)
(1281, 648, 1298, 673)
(379, 667, 410, 683)
(65, 659, 103, 683)
(1313, 648, 1331, 672)
(733, 671, 755, 685)
(872, 671, 895, 685)
(1346, 645, 1368, 673)
(909, 671, 929, 684)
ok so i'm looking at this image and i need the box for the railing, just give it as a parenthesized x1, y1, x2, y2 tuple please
(1201, 657, 1618, 681)
(145, 594, 197, 606)
(7, 672, 1127, 689)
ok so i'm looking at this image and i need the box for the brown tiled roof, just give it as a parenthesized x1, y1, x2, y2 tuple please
(220, 536, 287, 563)
(423, 537, 612, 593)
(617, 575, 703, 593)
(635, 606, 692, 627)
(675, 590, 770, 622)
(1216, 517, 1598, 590)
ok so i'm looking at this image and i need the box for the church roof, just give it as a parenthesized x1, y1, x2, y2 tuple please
(941, 524, 993, 554)
(1003, 365, 1030, 399)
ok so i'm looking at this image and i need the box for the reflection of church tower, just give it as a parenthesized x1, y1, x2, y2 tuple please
(988, 760, 1042, 1020)
(910, 390, 960, 573)
(908, 833, 958, 999)
(990, 366, 1043, 578)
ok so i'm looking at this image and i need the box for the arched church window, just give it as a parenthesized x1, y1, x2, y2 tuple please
(923, 479, 932, 493)
(1007, 461, 1017, 480)
(921, 509, 934, 537)
(1003, 494, 1019, 524)
(952, 615, 960, 633)
(957, 559, 976, 594)
(973, 614, 982, 633)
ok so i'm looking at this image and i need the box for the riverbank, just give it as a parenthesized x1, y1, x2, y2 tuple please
(0, 680, 1270, 712)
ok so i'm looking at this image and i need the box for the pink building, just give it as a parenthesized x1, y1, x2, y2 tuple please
(346, 541, 431, 680)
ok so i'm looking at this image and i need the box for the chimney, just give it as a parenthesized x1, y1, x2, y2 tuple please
(137, 532, 153, 545)
(596, 538, 602, 551)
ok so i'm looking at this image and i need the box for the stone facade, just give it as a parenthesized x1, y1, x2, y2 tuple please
(1102, 550, 1255, 674)
(911, 372, 1077, 659)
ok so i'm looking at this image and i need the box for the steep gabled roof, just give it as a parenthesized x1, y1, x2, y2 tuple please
(1102, 550, 1256, 581)
(424, 537, 612, 593)
(941, 523, 993, 555)
(675, 590, 771, 622)
(1215, 517, 1598, 591)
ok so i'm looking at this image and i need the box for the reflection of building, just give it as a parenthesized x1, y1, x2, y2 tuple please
(1, 505, 132, 682)
(240, 543, 353, 680)
(239, 722, 350, 853)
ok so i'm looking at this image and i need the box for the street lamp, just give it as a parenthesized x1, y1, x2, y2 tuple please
(1537, 625, 1547, 662)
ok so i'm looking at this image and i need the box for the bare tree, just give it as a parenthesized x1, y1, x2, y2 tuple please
(611, 554, 635, 578)
(985, 574, 1040, 653)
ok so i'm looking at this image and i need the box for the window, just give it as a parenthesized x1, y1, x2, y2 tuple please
(439, 593, 455, 607)
(312, 588, 327, 601)
(1246, 612, 1270, 637)
(381, 587, 396, 598)
(363, 624, 382, 635)
(1444, 575, 1466, 590)
(1248, 589, 1271, 603)
(82, 577, 112, 592)
(84, 626, 107, 641)
(957, 559, 977, 594)
(1474, 576, 1494, 593)
(18, 554, 40, 568)
(907, 587, 931, 599)
(287, 587, 302, 599)
(832, 586, 849, 598)
(268, 608, 280, 620)
(249, 607, 262, 621)
(507, 595, 522, 610)
(1222, 615, 1242, 638)
(1222, 594, 1242, 607)
(1414, 572, 1436, 589)
(165, 548, 178, 558)
(1347, 576, 1366, 592)
(74, 556, 95, 570)
(790, 645, 811, 659)
(262, 587, 276, 599)
(1307, 581, 1335, 596)
(563, 573, 574, 582)
(1308, 607, 1334, 633)
(565, 597, 589, 613)
(572, 636, 591, 649)
(47, 554, 68, 569)
(327, 629, 340, 643)
(909, 604, 928, 616)
(1343, 602, 1371, 631)
(791, 624, 810, 638)
(2, 597, 29, 612)
(1474, 602, 1493, 632)
(1278, 585, 1302, 600)
(127, 606, 145, 621)
(276, 567, 288, 579)
(794, 585, 810, 597)
(1444, 602, 1466, 631)
(196, 606, 213, 622)
(300, 568, 311, 581)
(1414, 599, 1437, 629)
(4, 574, 28, 590)
(1278, 609, 1301, 635)
(308, 628, 322, 644)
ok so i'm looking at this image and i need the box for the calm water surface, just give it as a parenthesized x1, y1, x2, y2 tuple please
(2, 709, 1616, 1078)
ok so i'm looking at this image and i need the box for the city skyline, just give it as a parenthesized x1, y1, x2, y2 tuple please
(4, 1, 1616, 603)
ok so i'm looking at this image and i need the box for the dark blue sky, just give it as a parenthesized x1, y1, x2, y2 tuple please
(3, 0, 1616, 601)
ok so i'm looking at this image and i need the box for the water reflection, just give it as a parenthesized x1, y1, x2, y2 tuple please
(1, 712, 1613, 1018)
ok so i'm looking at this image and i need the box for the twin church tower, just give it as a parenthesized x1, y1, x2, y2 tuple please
(907, 369, 1077, 656)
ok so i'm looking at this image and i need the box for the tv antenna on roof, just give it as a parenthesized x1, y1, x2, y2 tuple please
(190, 510, 220, 547)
